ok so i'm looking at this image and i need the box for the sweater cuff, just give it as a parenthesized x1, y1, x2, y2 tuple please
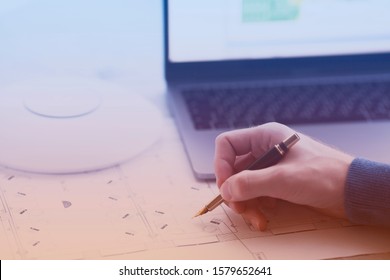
(345, 158, 390, 227)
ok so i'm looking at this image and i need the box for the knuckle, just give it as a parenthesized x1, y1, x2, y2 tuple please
(232, 171, 251, 199)
(270, 165, 287, 181)
(215, 132, 228, 146)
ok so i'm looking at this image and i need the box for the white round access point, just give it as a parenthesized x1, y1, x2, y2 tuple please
(23, 84, 101, 119)
(0, 78, 161, 174)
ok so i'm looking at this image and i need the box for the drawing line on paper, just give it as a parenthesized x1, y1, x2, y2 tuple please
(0, 183, 27, 258)
(116, 167, 157, 238)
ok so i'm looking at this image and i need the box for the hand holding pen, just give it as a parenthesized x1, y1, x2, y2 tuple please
(194, 133, 300, 217)
(197, 122, 354, 231)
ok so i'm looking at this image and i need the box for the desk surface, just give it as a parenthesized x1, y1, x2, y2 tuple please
(1, 117, 390, 260)
(1, 1, 390, 260)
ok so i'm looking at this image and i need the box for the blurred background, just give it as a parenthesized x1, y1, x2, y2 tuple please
(0, 0, 165, 101)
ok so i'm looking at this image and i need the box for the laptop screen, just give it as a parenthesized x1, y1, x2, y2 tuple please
(168, 0, 390, 63)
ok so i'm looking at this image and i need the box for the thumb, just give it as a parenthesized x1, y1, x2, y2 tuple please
(219, 167, 291, 202)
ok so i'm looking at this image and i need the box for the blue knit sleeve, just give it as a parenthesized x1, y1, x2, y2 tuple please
(345, 158, 390, 227)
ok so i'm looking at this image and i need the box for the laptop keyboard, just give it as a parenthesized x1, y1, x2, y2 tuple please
(182, 80, 390, 130)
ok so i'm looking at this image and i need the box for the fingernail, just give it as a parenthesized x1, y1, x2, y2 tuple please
(220, 181, 232, 201)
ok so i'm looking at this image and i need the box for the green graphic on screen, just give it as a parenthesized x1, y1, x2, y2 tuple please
(242, 0, 301, 22)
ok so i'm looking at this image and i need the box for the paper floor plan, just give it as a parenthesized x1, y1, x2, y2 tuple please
(1, 119, 390, 260)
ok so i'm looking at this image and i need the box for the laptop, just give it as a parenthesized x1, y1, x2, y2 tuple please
(164, 0, 390, 180)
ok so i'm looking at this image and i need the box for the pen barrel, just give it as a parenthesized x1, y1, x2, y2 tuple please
(246, 144, 286, 170)
(207, 195, 224, 211)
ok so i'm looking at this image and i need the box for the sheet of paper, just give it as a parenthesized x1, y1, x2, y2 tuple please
(1, 118, 390, 260)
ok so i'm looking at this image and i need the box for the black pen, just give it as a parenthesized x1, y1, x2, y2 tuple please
(193, 133, 300, 217)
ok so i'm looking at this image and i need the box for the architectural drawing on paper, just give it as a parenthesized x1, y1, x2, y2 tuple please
(0, 120, 384, 260)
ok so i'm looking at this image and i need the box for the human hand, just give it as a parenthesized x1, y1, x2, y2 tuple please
(214, 122, 354, 231)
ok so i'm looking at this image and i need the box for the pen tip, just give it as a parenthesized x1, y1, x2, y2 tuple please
(193, 207, 208, 218)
